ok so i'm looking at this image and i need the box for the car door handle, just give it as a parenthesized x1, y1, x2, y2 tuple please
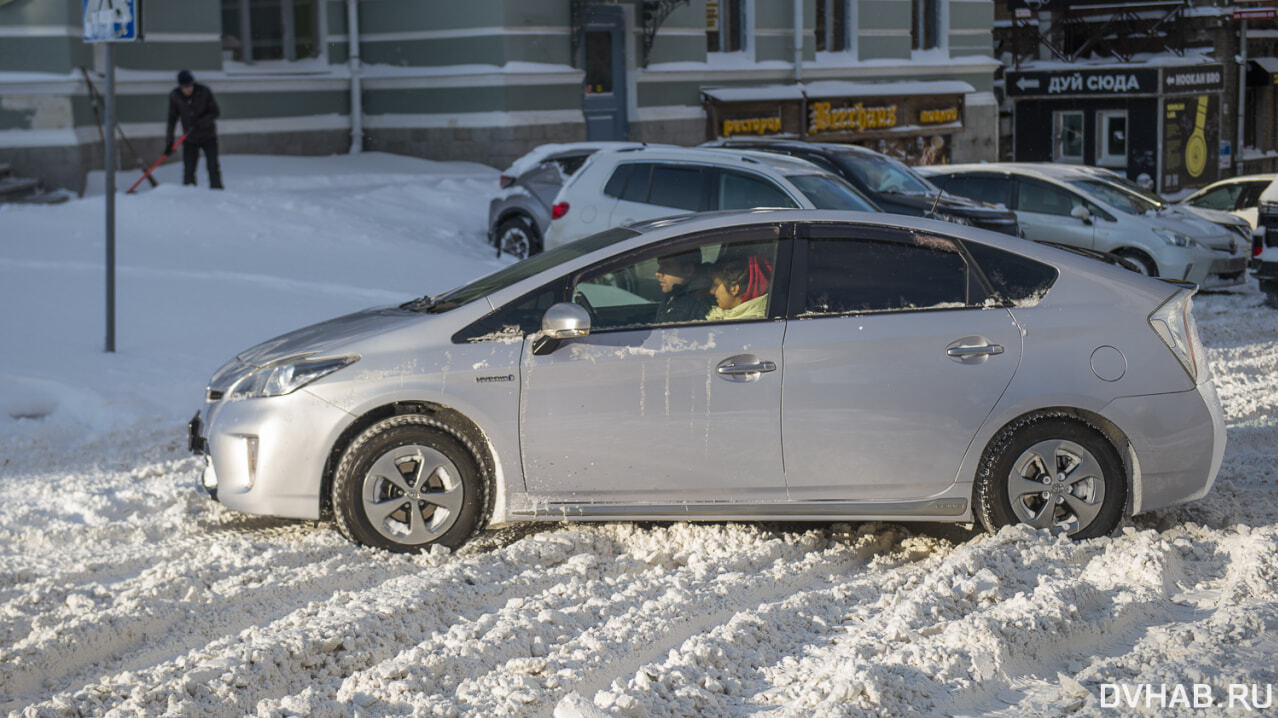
(946, 344, 1004, 358)
(717, 360, 777, 375)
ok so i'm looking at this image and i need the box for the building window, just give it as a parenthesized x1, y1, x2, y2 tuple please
(707, 0, 747, 53)
(816, 0, 852, 53)
(911, 0, 943, 52)
(221, 0, 321, 63)
(1096, 110, 1127, 168)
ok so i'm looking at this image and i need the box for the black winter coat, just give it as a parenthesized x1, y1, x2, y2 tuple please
(166, 84, 220, 145)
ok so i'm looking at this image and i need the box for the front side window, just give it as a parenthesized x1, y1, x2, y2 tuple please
(1017, 179, 1086, 217)
(938, 174, 1013, 208)
(573, 230, 781, 331)
(837, 152, 934, 196)
(707, 0, 748, 53)
(221, 0, 321, 63)
(801, 229, 979, 315)
(648, 165, 706, 210)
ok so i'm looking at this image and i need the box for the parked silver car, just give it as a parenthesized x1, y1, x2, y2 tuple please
(921, 163, 1250, 288)
(488, 142, 646, 258)
(190, 211, 1225, 552)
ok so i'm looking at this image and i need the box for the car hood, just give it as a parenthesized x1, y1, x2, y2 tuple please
(883, 191, 1014, 220)
(233, 305, 425, 368)
(1179, 204, 1252, 233)
(1146, 206, 1238, 249)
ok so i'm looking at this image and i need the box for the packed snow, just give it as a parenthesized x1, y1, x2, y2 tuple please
(2, 153, 1276, 717)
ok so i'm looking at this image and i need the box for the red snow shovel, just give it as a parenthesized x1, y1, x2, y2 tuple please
(126, 134, 188, 194)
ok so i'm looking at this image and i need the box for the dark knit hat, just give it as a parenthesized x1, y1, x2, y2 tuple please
(177, 70, 194, 86)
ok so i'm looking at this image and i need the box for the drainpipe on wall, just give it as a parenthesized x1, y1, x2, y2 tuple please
(347, 0, 363, 153)
(793, 0, 803, 83)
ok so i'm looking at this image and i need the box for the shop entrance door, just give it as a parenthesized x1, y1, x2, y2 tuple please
(1096, 110, 1128, 168)
(1052, 110, 1084, 164)
(581, 5, 629, 141)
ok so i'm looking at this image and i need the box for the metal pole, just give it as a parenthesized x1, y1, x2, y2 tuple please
(793, 0, 803, 83)
(1237, 18, 1248, 177)
(104, 43, 116, 353)
(347, 0, 363, 153)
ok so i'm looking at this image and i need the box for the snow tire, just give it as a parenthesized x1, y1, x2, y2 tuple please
(975, 413, 1126, 540)
(332, 414, 488, 552)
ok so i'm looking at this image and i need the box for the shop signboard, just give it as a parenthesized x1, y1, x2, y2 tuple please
(1162, 93, 1220, 193)
(1005, 67, 1159, 97)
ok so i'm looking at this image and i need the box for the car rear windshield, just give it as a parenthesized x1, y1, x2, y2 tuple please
(787, 175, 878, 211)
(422, 227, 640, 312)
(1068, 179, 1160, 215)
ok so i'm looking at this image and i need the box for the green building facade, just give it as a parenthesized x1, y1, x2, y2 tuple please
(0, 0, 999, 192)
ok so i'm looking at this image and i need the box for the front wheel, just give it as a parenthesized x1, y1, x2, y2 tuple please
(1115, 249, 1157, 277)
(332, 415, 486, 552)
(975, 415, 1126, 539)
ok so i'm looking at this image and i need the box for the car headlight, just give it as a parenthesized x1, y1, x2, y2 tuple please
(1154, 229, 1203, 249)
(227, 355, 359, 400)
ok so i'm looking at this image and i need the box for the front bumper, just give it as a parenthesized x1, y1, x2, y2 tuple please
(188, 389, 352, 520)
(1185, 253, 1249, 289)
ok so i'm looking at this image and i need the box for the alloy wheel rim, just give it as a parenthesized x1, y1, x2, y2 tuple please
(1006, 439, 1105, 534)
(500, 226, 530, 258)
(362, 445, 463, 544)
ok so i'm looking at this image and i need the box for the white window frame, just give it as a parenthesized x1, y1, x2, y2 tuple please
(1096, 109, 1128, 168)
(707, 0, 754, 60)
(815, 0, 856, 56)
(1053, 110, 1086, 164)
(910, 0, 949, 56)
(221, 0, 329, 68)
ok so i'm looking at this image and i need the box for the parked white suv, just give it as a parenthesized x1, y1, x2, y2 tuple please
(542, 146, 879, 250)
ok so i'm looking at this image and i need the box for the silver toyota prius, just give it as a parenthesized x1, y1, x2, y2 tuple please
(189, 210, 1226, 552)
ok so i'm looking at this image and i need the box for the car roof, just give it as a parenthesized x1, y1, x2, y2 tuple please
(920, 163, 1106, 182)
(594, 146, 826, 175)
(1193, 174, 1276, 187)
(710, 138, 892, 159)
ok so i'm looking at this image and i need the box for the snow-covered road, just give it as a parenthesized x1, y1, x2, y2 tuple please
(2, 155, 1276, 717)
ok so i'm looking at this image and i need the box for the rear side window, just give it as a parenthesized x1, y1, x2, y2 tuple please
(963, 240, 1058, 307)
(1017, 179, 1083, 216)
(648, 165, 705, 210)
(717, 170, 798, 209)
(622, 164, 654, 202)
(604, 163, 636, 198)
(802, 233, 977, 315)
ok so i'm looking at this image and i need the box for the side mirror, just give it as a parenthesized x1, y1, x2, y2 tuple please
(533, 302, 591, 355)
(1070, 205, 1093, 224)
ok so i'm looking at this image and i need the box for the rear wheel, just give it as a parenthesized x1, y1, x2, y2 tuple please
(332, 415, 486, 552)
(496, 215, 542, 259)
(975, 415, 1126, 539)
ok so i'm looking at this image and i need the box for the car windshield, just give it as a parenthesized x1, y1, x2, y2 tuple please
(1067, 179, 1161, 215)
(834, 151, 935, 195)
(408, 227, 640, 312)
(786, 175, 879, 211)
(1089, 172, 1167, 207)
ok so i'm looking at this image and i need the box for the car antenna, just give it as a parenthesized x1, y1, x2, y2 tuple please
(927, 183, 942, 218)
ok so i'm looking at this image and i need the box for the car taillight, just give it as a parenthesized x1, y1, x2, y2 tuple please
(499, 174, 515, 189)
(551, 202, 569, 220)
(1149, 290, 1200, 383)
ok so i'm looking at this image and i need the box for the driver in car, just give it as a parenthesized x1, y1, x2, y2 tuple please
(653, 251, 711, 324)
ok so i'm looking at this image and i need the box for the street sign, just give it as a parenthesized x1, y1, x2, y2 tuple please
(1233, 7, 1276, 21)
(82, 0, 142, 43)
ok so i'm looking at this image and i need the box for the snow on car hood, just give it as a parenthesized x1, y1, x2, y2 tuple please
(1149, 206, 1239, 250)
(232, 305, 423, 368)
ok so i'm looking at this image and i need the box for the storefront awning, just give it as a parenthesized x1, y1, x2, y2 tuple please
(1249, 57, 1278, 87)
(701, 80, 975, 103)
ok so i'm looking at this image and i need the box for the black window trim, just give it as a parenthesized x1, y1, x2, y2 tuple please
(786, 222, 1000, 319)
(568, 222, 796, 334)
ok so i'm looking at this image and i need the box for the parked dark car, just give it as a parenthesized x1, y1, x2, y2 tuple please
(703, 139, 1019, 236)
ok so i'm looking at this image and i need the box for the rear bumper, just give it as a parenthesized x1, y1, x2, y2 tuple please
(1102, 378, 1225, 515)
